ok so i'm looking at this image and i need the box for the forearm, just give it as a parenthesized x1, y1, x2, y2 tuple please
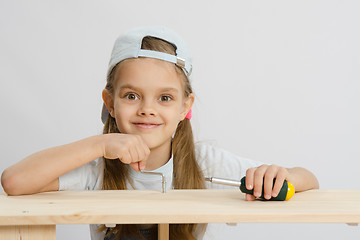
(287, 167, 319, 192)
(1, 135, 105, 195)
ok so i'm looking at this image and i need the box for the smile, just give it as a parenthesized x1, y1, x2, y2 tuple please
(133, 123, 162, 129)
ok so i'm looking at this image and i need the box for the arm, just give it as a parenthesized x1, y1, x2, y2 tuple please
(1, 134, 149, 196)
(287, 167, 319, 192)
(244, 165, 319, 201)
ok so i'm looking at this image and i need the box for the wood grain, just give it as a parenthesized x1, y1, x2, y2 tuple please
(158, 224, 169, 240)
(0, 225, 55, 240)
(1, 189, 359, 225)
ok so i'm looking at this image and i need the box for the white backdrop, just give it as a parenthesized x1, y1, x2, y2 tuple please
(1, 0, 359, 239)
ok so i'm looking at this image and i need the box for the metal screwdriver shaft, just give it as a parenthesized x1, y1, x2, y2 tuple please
(205, 176, 295, 201)
(205, 177, 241, 187)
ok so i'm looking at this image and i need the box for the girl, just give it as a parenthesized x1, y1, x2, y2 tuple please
(1, 26, 319, 240)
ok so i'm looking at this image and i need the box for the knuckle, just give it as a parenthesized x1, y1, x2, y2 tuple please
(275, 168, 287, 179)
(257, 165, 268, 173)
(246, 167, 255, 175)
(260, 164, 269, 169)
(266, 165, 279, 175)
(268, 164, 278, 171)
(279, 167, 287, 174)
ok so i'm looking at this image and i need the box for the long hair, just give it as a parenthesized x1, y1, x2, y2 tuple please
(99, 36, 206, 240)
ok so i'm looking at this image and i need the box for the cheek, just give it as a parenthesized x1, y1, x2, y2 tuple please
(165, 106, 183, 124)
(113, 102, 134, 127)
(114, 100, 135, 115)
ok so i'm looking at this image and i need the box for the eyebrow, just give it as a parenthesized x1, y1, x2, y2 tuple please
(118, 84, 142, 92)
(118, 84, 180, 94)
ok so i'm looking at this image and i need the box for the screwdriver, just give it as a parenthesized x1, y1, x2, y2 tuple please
(205, 176, 295, 201)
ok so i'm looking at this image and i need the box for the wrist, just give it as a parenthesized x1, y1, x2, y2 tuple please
(87, 134, 108, 160)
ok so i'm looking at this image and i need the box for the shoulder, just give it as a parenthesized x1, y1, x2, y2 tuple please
(59, 158, 104, 191)
(195, 142, 263, 182)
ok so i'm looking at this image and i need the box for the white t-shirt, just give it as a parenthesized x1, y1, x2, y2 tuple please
(59, 142, 263, 240)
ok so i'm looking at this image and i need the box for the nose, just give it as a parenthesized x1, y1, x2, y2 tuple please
(137, 99, 157, 117)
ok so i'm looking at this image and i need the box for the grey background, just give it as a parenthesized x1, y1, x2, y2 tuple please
(0, 0, 359, 239)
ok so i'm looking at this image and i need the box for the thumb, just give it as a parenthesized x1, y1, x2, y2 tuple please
(245, 194, 256, 201)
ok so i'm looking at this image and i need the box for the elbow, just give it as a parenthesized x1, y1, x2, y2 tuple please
(1, 169, 25, 196)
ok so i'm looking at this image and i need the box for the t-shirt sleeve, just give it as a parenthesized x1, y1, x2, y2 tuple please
(58, 158, 104, 191)
(195, 142, 264, 189)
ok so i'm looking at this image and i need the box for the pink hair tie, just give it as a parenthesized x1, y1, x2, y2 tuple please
(185, 109, 192, 120)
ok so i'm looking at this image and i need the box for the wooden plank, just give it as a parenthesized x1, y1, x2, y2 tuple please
(158, 224, 169, 240)
(0, 225, 55, 240)
(0, 189, 359, 225)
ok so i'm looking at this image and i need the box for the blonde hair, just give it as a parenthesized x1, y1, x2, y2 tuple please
(99, 36, 206, 239)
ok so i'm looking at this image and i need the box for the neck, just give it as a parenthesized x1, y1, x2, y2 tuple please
(144, 139, 172, 171)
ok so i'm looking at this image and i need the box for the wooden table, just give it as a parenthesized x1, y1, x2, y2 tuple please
(0, 189, 359, 240)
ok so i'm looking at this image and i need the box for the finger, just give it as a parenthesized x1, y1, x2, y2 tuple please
(263, 165, 278, 199)
(119, 151, 132, 165)
(138, 160, 146, 171)
(128, 145, 139, 164)
(245, 168, 256, 190)
(128, 136, 146, 165)
(245, 194, 256, 201)
(136, 147, 147, 170)
(136, 136, 150, 170)
(272, 168, 287, 197)
(253, 165, 268, 198)
(136, 144, 146, 162)
(138, 140, 150, 160)
(130, 162, 140, 172)
(127, 140, 145, 171)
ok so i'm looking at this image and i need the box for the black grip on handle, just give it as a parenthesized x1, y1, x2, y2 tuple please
(239, 176, 289, 201)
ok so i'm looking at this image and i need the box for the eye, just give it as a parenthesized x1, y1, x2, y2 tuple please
(159, 95, 172, 102)
(125, 93, 139, 100)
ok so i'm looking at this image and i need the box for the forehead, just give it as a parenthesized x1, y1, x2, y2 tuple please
(113, 58, 184, 92)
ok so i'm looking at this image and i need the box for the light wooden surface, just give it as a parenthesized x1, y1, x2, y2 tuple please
(158, 224, 169, 240)
(1, 189, 360, 225)
(0, 225, 55, 240)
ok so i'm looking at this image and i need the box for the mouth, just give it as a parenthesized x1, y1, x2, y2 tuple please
(133, 122, 162, 129)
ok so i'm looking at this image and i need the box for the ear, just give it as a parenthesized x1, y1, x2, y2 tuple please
(102, 89, 115, 118)
(180, 93, 195, 121)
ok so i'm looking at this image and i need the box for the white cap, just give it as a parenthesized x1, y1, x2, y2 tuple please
(101, 26, 193, 124)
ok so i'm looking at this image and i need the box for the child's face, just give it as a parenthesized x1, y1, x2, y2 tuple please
(104, 58, 194, 150)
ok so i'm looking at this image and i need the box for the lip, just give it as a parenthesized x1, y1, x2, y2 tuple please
(132, 122, 162, 129)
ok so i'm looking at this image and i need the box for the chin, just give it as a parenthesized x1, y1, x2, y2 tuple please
(142, 136, 172, 151)
(144, 141, 165, 150)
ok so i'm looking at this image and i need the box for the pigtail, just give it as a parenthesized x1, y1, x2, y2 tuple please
(170, 119, 207, 239)
(172, 119, 205, 190)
